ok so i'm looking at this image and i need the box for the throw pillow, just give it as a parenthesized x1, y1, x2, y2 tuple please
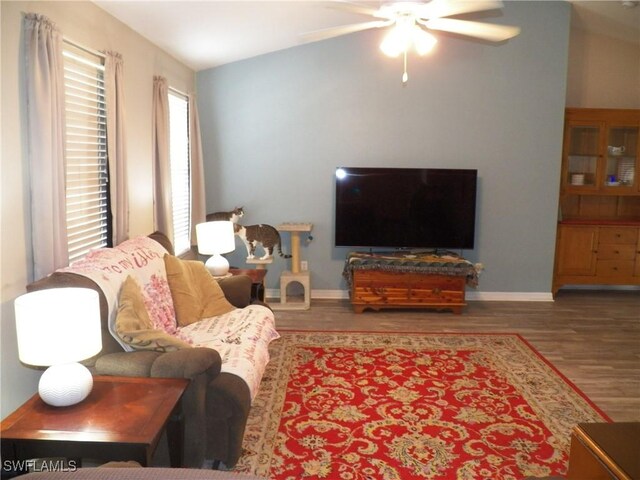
(164, 254, 236, 327)
(115, 275, 191, 352)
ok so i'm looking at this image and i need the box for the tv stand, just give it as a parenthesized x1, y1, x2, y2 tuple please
(343, 251, 480, 314)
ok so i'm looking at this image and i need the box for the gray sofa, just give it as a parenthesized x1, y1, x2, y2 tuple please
(19, 468, 264, 480)
(26, 233, 260, 468)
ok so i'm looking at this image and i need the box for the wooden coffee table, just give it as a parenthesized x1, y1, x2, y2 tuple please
(0, 376, 189, 468)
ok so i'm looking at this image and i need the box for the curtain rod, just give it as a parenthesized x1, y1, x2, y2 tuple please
(63, 37, 105, 60)
(169, 86, 189, 98)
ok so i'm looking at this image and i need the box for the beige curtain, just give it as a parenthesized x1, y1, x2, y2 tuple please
(189, 94, 206, 245)
(104, 51, 129, 245)
(23, 13, 68, 280)
(152, 76, 173, 240)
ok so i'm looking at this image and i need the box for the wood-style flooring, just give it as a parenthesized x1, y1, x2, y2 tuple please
(272, 290, 640, 422)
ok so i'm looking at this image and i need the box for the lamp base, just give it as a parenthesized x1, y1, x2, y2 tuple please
(38, 362, 94, 407)
(205, 253, 230, 277)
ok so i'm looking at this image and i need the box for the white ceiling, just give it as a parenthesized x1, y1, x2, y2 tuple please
(93, 1, 640, 72)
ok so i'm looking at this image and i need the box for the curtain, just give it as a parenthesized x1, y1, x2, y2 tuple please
(23, 13, 68, 280)
(152, 75, 173, 240)
(104, 51, 129, 245)
(189, 94, 206, 245)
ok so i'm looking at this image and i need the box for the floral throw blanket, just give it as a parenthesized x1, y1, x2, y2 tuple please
(60, 236, 175, 349)
(59, 236, 279, 401)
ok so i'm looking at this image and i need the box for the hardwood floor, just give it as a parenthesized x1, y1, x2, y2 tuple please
(272, 290, 640, 422)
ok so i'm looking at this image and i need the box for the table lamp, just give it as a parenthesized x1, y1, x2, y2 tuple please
(14, 287, 102, 407)
(196, 220, 236, 276)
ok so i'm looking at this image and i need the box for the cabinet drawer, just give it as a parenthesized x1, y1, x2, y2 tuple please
(596, 260, 635, 277)
(598, 228, 638, 245)
(597, 244, 636, 260)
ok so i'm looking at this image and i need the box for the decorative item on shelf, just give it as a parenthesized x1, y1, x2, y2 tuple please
(14, 288, 102, 407)
(571, 173, 585, 185)
(608, 145, 626, 155)
(196, 220, 236, 277)
(618, 159, 635, 185)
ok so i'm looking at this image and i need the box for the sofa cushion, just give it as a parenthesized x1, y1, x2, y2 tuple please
(164, 255, 235, 327)
(115, 276, 191, 352)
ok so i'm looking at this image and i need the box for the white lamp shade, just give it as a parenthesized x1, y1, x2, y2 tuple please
(196, 221, 236, 255)
(14, 288, 102, 366)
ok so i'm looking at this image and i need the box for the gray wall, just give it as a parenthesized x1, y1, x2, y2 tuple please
(196, 1, 570, 295)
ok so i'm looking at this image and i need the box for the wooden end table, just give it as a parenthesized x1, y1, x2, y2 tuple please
(567, 422, 640, 480)
(1, 376, 189, 469)
(229, 268, 267, 301)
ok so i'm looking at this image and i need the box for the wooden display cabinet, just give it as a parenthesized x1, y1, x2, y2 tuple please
(553, 108, 640, 296)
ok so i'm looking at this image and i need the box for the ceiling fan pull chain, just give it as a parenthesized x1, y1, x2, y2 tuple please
(402, 49, 408, 84)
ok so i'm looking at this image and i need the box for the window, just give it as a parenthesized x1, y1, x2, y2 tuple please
(62, 41, 111, 263)
(168, 90, 191, 255)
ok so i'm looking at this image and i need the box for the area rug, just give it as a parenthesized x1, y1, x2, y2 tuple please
(234, 332, 609, 480)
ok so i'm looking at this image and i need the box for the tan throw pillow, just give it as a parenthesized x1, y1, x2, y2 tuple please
(116, 276, 191, 352)
(164, 254, 236, 327)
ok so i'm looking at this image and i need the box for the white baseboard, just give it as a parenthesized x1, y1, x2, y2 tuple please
(266, 289, 554, 302)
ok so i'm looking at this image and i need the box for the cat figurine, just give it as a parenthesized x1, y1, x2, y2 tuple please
(206, 206, 244, 223)
(234, 224, 291, 260)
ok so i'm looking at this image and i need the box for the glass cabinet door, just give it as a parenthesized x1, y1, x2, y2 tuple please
(566, 124, 600, 188)
(605, 126, 638, 189)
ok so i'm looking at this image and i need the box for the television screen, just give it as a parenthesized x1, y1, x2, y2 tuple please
(335, 167, 478, 250)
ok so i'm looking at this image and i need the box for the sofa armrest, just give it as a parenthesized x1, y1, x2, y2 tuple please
(150, 347, 221, 379)
(95, 347, 221, 380)
(217, 275, 252, 308)
(95, 351, 162, 377)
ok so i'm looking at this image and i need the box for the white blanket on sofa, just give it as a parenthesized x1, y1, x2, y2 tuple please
(59, 236, 278, 401)
(179, 305, 279, 400)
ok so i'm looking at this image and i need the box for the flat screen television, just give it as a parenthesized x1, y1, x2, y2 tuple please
(334, 167, 478, 250)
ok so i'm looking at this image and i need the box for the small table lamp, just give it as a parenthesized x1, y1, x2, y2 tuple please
(196, 220, 236, 276)
(14, 287, 102, 407)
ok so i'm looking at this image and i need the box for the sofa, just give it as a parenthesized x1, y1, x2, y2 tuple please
(17, 461, 266, 480)
(26, 232, 279, 468)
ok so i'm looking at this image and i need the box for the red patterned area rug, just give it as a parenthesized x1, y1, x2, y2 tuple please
(234, 332, 608, 480)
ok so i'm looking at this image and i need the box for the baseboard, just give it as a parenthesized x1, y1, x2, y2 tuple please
(466, 291, 553, 302)
(266, 289, 554, 302)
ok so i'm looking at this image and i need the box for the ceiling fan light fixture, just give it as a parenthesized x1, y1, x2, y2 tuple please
(412, 26, 437, 55)
(380, 16, 414, 57)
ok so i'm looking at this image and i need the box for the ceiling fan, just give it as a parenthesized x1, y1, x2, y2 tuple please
(303, 0, 521, 83)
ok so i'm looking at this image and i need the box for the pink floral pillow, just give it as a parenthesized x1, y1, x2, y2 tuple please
(142, 274, 178, 335)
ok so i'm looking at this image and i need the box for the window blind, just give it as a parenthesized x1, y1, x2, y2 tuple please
(63, 41, 110, 263)
(168, 90, 191, 255)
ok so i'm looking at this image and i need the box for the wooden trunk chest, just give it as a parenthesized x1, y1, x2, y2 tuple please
(350, 269, 466, 314)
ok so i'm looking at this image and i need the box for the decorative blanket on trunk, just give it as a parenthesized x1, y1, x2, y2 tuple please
(343, 251, 483, 288)
(59, 236, 278, 400)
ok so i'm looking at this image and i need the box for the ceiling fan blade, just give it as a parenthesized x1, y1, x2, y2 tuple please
(417, 0, 504, 20)
(425, 18, 520, 42)
(326, 1, 384, 18)
(301, 20, 392, 43)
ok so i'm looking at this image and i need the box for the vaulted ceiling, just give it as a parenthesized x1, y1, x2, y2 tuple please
(93, 1, 640, 71)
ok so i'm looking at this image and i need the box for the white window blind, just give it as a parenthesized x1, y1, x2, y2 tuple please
(168, 90, 191, 255)
(63, 41, 110, 263)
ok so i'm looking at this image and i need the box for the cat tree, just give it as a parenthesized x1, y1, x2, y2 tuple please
(274, 222, 313, 310)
